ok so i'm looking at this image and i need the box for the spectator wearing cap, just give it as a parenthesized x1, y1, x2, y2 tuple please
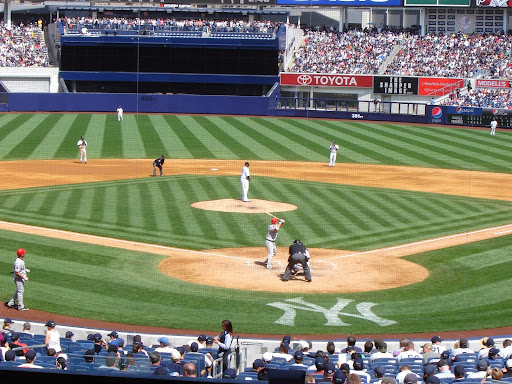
(421, 343, 440, 365)
(262, 351, 274, 365)
(488, 347, 501, 361)
(44, 320, 61, 354)
(396, 366, 419, 384)
(351, 358, 371, 383)
(107, 331, 118, 344)
(430, 336, 446, 355)
(191, 334, 208, 349)
(426, 377, 440, 384)
(371, 341, 394, 362)
(468, 360, 489, 379)
(10, 332, 29, 356)
(252, 358, 266, 372)
(130, 336, 149, 357)
(373, 365, 386, 384)
(223, 368, 237, 379)
(342, 336, 363, 353)
(435, 360, 454, 379)
(300, 340, 314, 357)
(422, 364, 436, 383)
(116, 338, 127, 356)
(273, 340, 293, 361)
(398, 342, 422, 362)
(155, 336, 177, 354)
(292, 350, 307, 367)
(323, 361, 337, 381)
(98, 351, 119, 370)
(18, 349, 43, 368)
(166, 349, 183, 376)
(453, 365, 466, 381)
(479, 338, 495, 360)
(93, 333, 107, 354)
(2, 318, 14, 340)
(153, 366, 169, 376)
(65, 331, 74, 340)
(403, 373, 419, 384)
(83, 349, 95, 363)
(188, 342, 214, 376)
(5, 349, 17, 362)
(205, 336, 214, 348)
(452, 338, 474, 360)
(311, 355, 327, 375)
(333, 370, 347, 384)
(500, 340, 512, 360)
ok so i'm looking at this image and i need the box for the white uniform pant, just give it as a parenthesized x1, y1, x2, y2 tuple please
(80, 148, 87, 163)
(241, 178, 249, 201)
(118, 112, 123, 121)
(329, 152, 337, 166)
(9, 279, 25, 309)
(265, 240, 276, 267)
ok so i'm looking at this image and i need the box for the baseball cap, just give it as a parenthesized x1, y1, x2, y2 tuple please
(157, 336, 169, 345)
(488, 347, 500, 359)
(427, 376, 441, 384)
(253, 359, 265, 369)
(65, 331, 74, 338)
(431, 336, 442, 343)
(315, 356, 325, 370)
(4, 318, 13, 324)
(198, 334, 207, 342)
(262, 352, 273, 363)
(5, 350, 16, 361)
(117, 338, 125, 347)
(17, 249, 26, 257)
(245, 161, 250, 166)
(477, 360, 489, 371)
(10, 332, 19, 341)
(171, 349, 181, 361)
(294, 350, 304, 360)
(453, 365, 465, 377)
(154, 366, 168, 376)
(404, 373, 418, 384)
(25, 349, 37, 360)
(486, 338, 495, 346)
(93, 333, 102, 342)
(440, 351, 450, 360)
(45, 320, 56, 327)
(353, 358, 365, 371)
(333, 370, 347, 384)
(206, 336, 214, 344)
(107, 331, 118, 338)
(223, 368, 237, 379)
(190, 342, 199, 352)
(423, 364, 436, 375)
(374, 365, 386, 377)
(324, 362, 336, 375)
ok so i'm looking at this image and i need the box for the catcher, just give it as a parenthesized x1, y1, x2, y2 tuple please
(282, 239, 311, 282)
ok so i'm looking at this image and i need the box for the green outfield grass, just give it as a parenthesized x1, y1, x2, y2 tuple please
(1, 113, 512, 335)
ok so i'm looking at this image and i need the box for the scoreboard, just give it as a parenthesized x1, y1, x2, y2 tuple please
(445, 106, 512, 127)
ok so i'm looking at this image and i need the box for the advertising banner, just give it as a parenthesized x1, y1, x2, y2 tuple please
(277, 0, 403, 6)
(418, 78, 464, 96)
(280, 73, 373, 88)
(373, 76, 418, 94)
(475, 79, 511, 88)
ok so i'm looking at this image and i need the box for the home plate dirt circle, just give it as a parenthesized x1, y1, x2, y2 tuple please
(191, 198, 297, 213)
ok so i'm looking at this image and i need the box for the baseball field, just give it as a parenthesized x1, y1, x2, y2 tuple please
(1, 112, 512, 336)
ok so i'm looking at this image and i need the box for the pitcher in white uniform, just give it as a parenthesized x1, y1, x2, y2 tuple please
(240, 162, 251, 202)
(264, 217, 285, 269)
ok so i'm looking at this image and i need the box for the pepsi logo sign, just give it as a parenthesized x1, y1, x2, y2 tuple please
(432, 107, 443, 119)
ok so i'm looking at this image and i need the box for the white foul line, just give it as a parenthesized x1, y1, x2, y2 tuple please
(0, 220, 248, 261)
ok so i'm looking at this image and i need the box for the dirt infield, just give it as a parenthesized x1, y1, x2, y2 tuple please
(2, 158, 512, 336)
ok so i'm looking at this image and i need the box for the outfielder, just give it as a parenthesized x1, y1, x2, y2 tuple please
(240, 161, 251, 202)
(264, 217, 285, 269)
(77, 136, 87, 164)
(490, 118, 497, 135)
(329, 141, 339, 167)
(6, 248, 30, 311)
(117, 106, 124, 122)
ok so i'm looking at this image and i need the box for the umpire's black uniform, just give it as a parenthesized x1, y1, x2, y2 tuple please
(282, 240, 311, 282)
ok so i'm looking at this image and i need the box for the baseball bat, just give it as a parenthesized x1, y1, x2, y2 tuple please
(265, 212, 285, 222)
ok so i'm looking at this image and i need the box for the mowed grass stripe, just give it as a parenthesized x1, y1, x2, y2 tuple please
(4, 114, 62, 160)
(101, 115, 123, 158)
(136, 115, 165, 159)
(166, 116, 214, 159)
(54, 114, 92, 159)
(191, 116, 254, 159)
(0, 114, 34, 146)
(149, 115, 192, 159)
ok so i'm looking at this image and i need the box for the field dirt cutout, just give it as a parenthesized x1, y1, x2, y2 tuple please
(1, 159, 512, 294)
(191, 199, 297, 213)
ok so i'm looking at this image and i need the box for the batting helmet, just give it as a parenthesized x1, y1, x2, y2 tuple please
(16, 248, 26, 257)
(271, 217, 277, 224)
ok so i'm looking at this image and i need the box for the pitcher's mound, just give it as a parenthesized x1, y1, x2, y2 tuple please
(191, 199, 297, 214)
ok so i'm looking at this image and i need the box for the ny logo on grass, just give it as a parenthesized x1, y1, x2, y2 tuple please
(267, 297, 396, 327)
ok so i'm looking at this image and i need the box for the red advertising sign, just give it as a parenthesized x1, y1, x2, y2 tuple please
(476, 79, 510, 88)
(280, 73, 373, 88)
(418, 77, 465, 96)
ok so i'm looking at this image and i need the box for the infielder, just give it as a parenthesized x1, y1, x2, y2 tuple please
(264, 217, 285, 269)
(240, 161, 251, 202)
(490, 118, 497, 135)
(77, 136, 87, 164)
(117, 106, 124, 122)
(152, 155, 166, 177)
(6, 248, 30, 311)
(329, 141, 339, 167)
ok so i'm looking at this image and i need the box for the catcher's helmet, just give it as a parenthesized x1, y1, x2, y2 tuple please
(271, 217, 277, 224)
(17, 248, 26, 257)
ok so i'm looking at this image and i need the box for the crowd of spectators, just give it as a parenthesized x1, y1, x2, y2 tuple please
(442, 88, 512, 109)
(59, 16, 283, 34)
(384, 33, 512, 79)
(0, 22, 51, 67)
(288, 29, 404, 74)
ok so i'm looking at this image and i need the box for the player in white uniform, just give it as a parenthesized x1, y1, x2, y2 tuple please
(240, 162, 251, 202)
(117, 106, 124, 122)
(490, 118, 497, 135)
(264, 217, 285, 269)
(329, 141, 339, 167)
(77, 136, 87, 164)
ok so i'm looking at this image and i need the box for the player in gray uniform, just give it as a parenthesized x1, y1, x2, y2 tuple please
(264, 217, 285, 269)
(6, 248, 30, 311)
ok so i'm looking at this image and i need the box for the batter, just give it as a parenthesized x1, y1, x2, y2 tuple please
(264, 217, 285, 269)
